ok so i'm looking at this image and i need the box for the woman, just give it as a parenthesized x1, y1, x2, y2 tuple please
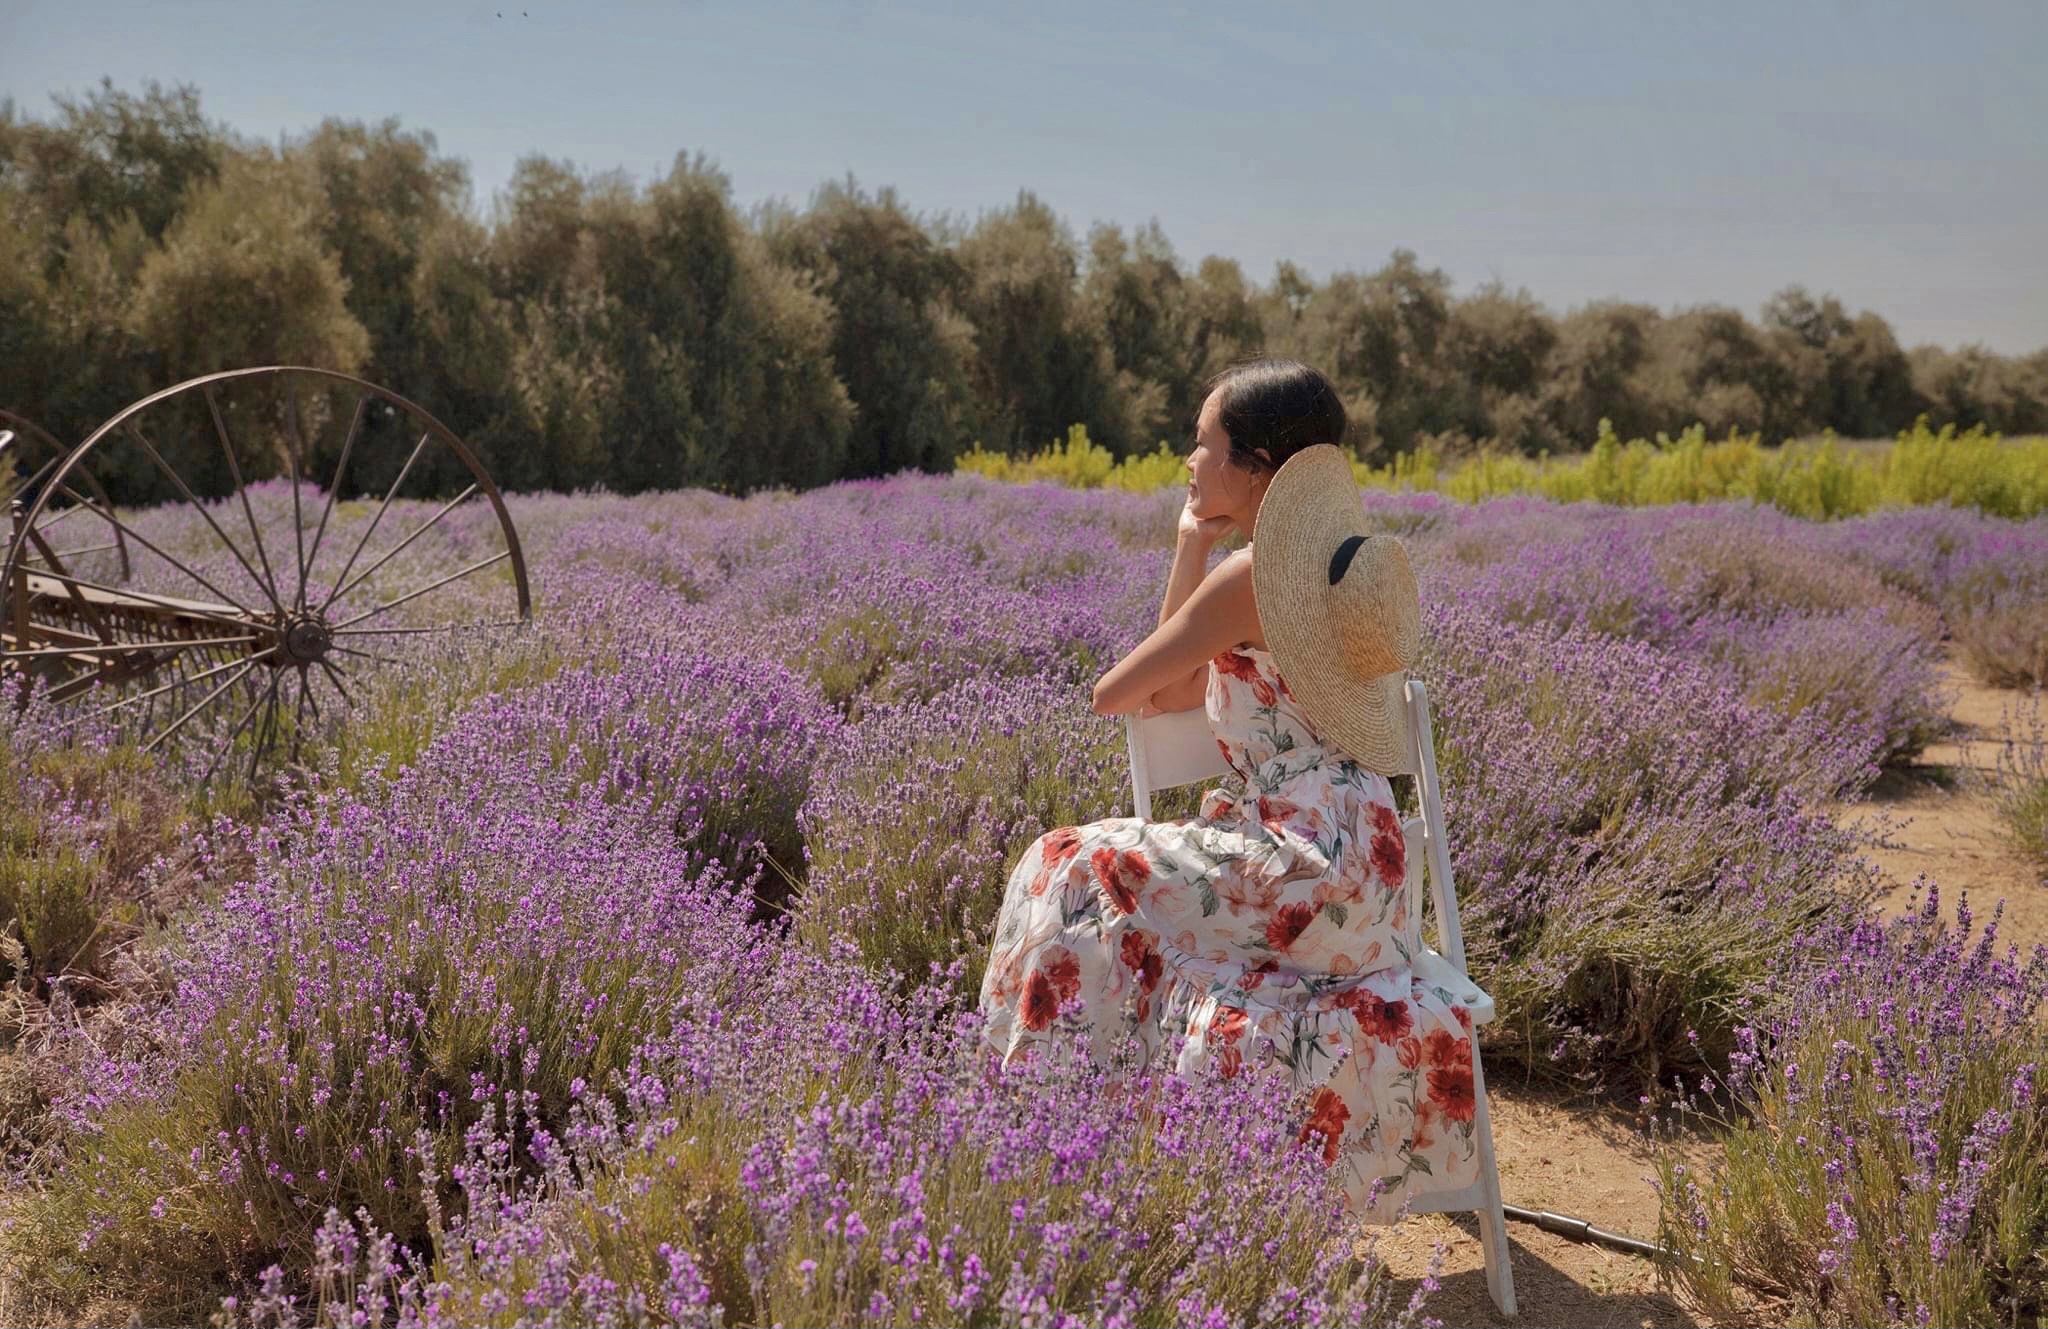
(978, 358, 1481, 1222)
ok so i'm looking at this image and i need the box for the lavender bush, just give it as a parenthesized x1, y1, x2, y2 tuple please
(219, 1012, 1423, 1329)
(1992, 697, 2048, 869)
(1420, 602, 1880, 1085)
(1652, 887, 2048, 1326)
(1817, 506, 2048, 689)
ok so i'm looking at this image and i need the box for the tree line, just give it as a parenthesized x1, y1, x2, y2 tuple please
(4, 81, 2045, 500)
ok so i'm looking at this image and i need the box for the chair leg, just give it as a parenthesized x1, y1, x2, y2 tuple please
(1470, 1053, 1518, 1317)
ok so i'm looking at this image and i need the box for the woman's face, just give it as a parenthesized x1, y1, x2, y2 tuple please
(1185, 388, 1270, 524)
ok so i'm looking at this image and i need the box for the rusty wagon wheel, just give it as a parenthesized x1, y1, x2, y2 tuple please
(2, 366, 531, 784)
(1, 408, 130, 580)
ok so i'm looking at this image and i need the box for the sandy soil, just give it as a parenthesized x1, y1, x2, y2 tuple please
(1372, 651, 2044, 1325)
(1835, 658, 2048, 950)
(1372, 1084, 1728, 1327)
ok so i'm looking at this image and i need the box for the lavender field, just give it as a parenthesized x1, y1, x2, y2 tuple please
(4, 474, 2047, 1326)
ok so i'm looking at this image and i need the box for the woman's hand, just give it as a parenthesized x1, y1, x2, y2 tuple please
(1177, 493, 1236, 547)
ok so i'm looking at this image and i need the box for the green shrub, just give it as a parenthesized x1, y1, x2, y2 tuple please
(965, 415, 2048, 520)
(955, 426, 1187, 493)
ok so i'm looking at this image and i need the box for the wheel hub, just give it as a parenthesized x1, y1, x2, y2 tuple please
(280, 616, 332, 664)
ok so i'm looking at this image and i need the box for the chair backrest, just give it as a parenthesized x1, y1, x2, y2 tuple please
(1122, 673, 1469, 972)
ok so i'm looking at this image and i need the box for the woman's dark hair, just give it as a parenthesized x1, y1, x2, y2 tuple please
(1202, 357, 1347, 476)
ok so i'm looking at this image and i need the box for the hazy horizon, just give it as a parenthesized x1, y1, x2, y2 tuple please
(5, 0, 2044, 355)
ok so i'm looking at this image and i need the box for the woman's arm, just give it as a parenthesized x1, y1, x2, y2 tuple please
(1143, 505, 1234, 708)
(1158, 531, 1216, 627)
(1146, 546, 1214, 713)
(1092, 552, 1256, 716)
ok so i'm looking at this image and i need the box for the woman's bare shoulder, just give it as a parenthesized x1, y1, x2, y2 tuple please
(1213, 544, 1254, 576)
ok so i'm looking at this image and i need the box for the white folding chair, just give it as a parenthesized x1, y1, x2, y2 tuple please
(1124, 674, 1517, 1317)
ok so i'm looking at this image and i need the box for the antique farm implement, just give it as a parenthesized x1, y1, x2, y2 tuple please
(3, 366, 530, 781)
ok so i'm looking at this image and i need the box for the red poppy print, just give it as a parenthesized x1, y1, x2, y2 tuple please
(1451, 1004, 1473, 1033)
(1369, 829, 1405, 890)
(1213, 650, 1262, 684)
(1409, 1094, 1439, 1152)
(1119, 929, 1163, 995)
(1021, 971, 1059, 1031)
(1090, 847, 1151, 915)
(1396, 1036, 1423, 1070)
(1256, 796, 1301, 836)
(1299, 1087, 1350, 1165)
(1265, 902, 1316, 951)
(1042, 948, 1082, 1005)
(1428, 1061, 1477, 1123)
(1241, 958, 1279, 992)
(1251, 676, 1278, 707)
(1337, 990, 1413, 1044)
(1423, 1027, 1468, 1072)
(1370, 803, 1400, 839)
(1209, 1006, 1250, 1078)
(1043, 826, 1083, 868)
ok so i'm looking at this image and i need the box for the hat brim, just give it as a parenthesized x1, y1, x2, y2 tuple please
(1252, 445, 1417, 775)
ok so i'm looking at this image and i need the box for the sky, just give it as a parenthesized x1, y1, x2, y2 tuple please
(5, 0, 2045, 354)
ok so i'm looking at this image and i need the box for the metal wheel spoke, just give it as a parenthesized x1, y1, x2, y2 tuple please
(284, 380, 310, 613)
(34, 486, 117, 532)
(202, 679, 272, 786)
(124, 419, 283, 615)
(25, 568, 254, 634)
(304, 395, 367, 590)
(33, 500, 250, 614)
(318, 430, 431, 615)
(33, 503, 92, 533)
(143, 659, 260, 752)
(330, 550, 510, 630)
(331, 619, 526, 636)
(328, 643, 407, 668)
(316, 656, 355, 709)
(74, 649, 272, 727)
(4, 635, 256, 662)
(291, 666, 313, 763)
(201, 388, 290, 615)
(246, 669, 283, 783)
(22, 523, 116, 644)
(325, 483, 478, 609)
(27, 542, 119, 560)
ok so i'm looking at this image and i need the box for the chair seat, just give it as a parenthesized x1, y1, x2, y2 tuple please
(1414, 946, 1495, 1026)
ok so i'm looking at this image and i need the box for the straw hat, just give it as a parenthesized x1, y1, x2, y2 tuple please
(1250, 444, 1421, 774)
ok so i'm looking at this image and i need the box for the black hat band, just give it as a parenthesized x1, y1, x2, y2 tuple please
(1328, 534, 1367, 586)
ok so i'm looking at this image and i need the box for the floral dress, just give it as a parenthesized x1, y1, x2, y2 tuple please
(979, 644, 1481, 1222)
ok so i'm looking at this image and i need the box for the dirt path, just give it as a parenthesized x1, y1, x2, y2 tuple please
(1374, 652, 2043, 1325)
(1373, 1084, 1720, 1327)
(1836, 657, 2047, 950)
